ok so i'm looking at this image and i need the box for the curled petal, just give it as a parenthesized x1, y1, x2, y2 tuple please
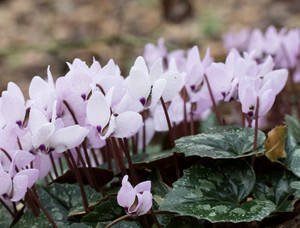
(117, 175, 136, 208)
(135, 191, 153, 216)
(134, 181, 151, 193)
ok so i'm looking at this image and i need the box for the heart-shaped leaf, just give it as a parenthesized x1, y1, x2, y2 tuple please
(175, 126, 265, 159)
(81, 196, 125, 225)
(253, 171, 300, 212)
(132, 145, 178, 167)
(54, 167, 114, 190)
(14, 183, 100, 227)
(160, 160, 276, 223)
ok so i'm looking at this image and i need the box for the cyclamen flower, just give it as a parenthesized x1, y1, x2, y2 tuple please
(86, 89, 143, 139)
(0, 82, 26, 128)
(27, 103, 89, 154)
(0, 150, 39, 202)
(239, 68, 288, 118)
(117, 175, 152, 216)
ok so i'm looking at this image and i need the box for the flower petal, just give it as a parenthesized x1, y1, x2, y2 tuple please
(32, 123, 55, 149)
(117, 175, 136, 208)
(0, 170, 12, 196)
(114, 111, 143, 138)
(87, 91, 111, 128)
(11, 175, 28, 202)
(50, 125, 89, 153)
(16, 169, 39, 188)
(134, 181, 151, 193)
(135, 191, 152, 216)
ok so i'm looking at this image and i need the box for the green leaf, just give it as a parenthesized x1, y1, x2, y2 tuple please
(0, 205, 13, 227)
(81, 196, 125, 225)
(54, 167, 114, 190)
(160, 160, 276, 223)
(132, 145, 176, 166)
(15, 183, 100, 227)
(285, 115, 300, 144)
(165, 216, 205, 228)
(175, 126, 265, 159)
(253, 171, 300, 212)
(96, 220, 141, 228)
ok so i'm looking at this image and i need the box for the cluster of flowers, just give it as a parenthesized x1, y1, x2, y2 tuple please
(0, 36, 288, 217)
(223, 26, 299, 81)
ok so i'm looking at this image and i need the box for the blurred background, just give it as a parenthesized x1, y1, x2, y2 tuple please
(0, 0, 300, 94)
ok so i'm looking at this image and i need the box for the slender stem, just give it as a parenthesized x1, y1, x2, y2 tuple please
(105, 210, 174, 228)
(65, 151, 90, 212)
(0, 198, 15, 217)
(190, 103, 196, 135)
(82, 142, 92, 168)
(63, 100, 79, 124)
(27, 188, 58, 228)
(58, 157, 64, 175)
(119, 138, 138, 185)
(0, 148, 12, 162)
(75, 147, 97, 190)
(48, 172, 54, 182)
(160, 97, 174, 148)
(253, 97, 259, 151)
(49, 152, 59, 178)
(183, 88, 188, 136)
(91, 149, 100, 166)
(240, 103, 245, 128)
(135, 133, 139, 153)
(132, 136, 137, 155)
(142, 113, 146, 153)
(105, 214, 131, 228)
(150, 209, 162, 228)
(203, 74, 222, 125)
(110, 138, 127, 176)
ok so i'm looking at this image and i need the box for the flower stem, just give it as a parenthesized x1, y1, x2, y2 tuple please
(182, 88, 188, 136)
(142, 113, 146, 153)
(105, 214, 131, 228)
(49, 151, 59, 178)
(253, 96, 259, 152)
(160, 97, 174, 148)
(0, 198, 15, 217)
(75, 147, 97, 190)
(65, 151, 90, 212)
(27, 188, 58, 228)
(119, 138, 138, 185)
(150, 209, 162, 228)
(204, 74, 222, 125)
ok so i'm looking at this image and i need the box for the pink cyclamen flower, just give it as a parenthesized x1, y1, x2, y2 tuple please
(117, 175, 152, 216)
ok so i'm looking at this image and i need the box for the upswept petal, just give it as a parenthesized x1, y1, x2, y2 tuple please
(50, 125, 89, 153)
(126, 68, 151, 103)
(149, 78, 167, 108)
(117, 175, 136, 208)
(32, 123, 55, 149)
(134, 181, 151, 193)
(11, 175, 28, 202)
(114, 112, 143, 138)
(86, 91, 111, 127)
